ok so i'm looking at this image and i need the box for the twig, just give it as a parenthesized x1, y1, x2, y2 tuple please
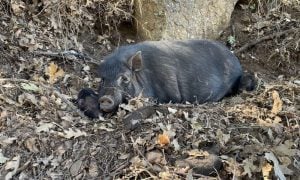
(109, 161, 130, 176)
(34, 50, 99, 65)
(161, 103, 196, 108)
(175, 171, 217, 179)
(15, 159, 31, 176)
(0, 78, 87, 118)
(235, 28, 299, 54)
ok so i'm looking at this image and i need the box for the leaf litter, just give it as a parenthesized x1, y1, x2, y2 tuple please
(0, 0, 299, 179)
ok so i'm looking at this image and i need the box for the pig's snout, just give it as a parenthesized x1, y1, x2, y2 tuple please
(99, 95, 115, 112)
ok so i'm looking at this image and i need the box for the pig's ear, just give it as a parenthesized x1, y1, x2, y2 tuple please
(127, 51, 142, 71)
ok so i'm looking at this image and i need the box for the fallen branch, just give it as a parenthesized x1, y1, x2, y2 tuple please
(109, 162, 130, 177)
(235, 28, 299, 54)
(175, 171, 218, 179)
(34, 50, 99, 65)
(0, 78, 86, 119)
(15, 159, 31, 177)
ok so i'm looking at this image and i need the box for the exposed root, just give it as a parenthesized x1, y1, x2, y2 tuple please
(34, 50, 99, 65)
(235, 28, 300, 54)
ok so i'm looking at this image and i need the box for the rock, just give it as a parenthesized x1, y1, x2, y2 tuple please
(134, 0, 238, 40)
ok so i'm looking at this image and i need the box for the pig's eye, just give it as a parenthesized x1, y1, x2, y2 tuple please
(120, 75, 130, 84)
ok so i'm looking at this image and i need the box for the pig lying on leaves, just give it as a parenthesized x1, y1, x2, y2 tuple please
(78, 40, 255, 117)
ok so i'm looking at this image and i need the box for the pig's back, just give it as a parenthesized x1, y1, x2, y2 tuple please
(127, 40, 243, 103)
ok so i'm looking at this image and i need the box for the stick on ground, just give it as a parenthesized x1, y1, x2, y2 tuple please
(235, 28, 299, 54)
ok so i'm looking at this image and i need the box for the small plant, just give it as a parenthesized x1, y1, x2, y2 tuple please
(227, 35, 236, 46)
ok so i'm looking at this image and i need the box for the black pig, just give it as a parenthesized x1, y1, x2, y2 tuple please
(97, 40, 255, 112)
(77, 88, 100, 118)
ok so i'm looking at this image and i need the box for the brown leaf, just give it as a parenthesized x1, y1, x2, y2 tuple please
(262, 161, 273, 180)
(271, 91, 282, 114)
(159, 171, 176, 180)
(46, 62, 64, 84)
(11, 1, 25, 15)
(130, 156, 147, 168)
(57, 128, 87, 139)
(24, 137, 39, 153)
(146, 151, 163, 164)
(1, 110, 8, 118)
(186, 149, 209, 158)
(157, 133, 170, 146)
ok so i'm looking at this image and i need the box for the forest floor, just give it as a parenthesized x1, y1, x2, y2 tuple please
(0, 0, 299, 179)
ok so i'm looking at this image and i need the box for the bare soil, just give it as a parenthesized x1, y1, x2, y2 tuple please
(0, 0, 299, 179)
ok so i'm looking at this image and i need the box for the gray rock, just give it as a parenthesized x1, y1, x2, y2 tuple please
(134, 0, 238, 40)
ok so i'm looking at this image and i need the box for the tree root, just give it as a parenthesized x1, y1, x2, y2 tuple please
(235, 28, 299, 54)
(34, 50, 99, 65)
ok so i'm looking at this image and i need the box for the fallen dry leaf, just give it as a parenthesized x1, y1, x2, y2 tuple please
(168, 107, 177, 114)
(35, 122, 55, 133)
(0, 135, 17, 147)
(24, 137, 39, 153)
(97, 124, 115, 132)
(20, 83, 40, 92)
(70, 160, 83, 177)
(159, 171, 178, 180)
(158, 123, 176, 138)
(130, 156, 147, 168)
(0, 110, 8, 118)
(46, 62, 64, 84)
(88, 160, 99, 177)
(274, 140, 299, 156)
(37, 155, 54, 166)
(186, 149, 209, 158)
(58, 128, 87, 139)
(146, 151, 164, 164)
(118, 153, 130, 160)
(0, 150, 9, 164)
(264, 152, 286, 180)
(242, 158, 258, 178)
(11, 0, 25, 15)
(157, 133, 170, 146)
(5, 155, 20, 180)
(216, 129, 230, 146)
(271, 91, 283, 115)
(262, 161, 273, 180)
(0, 95, 19, 106)
(171, 139, 181, 151)
(18, 35, 41, 52)
(18, 93, 38, 106)
(223, 157, 244, 177)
